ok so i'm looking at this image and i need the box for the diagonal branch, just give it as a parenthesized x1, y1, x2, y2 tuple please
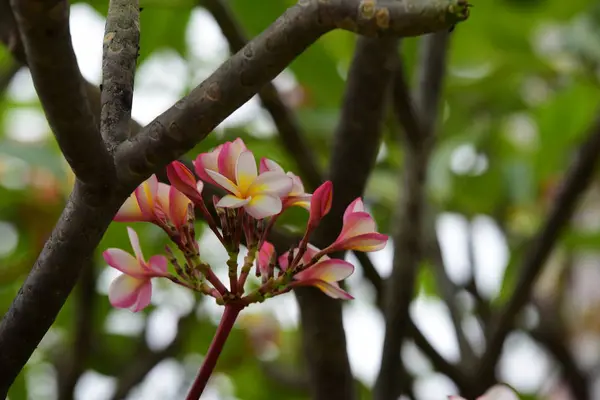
(113, 0, 469, 185)
(201, 0, 322, 189)
(477, 114, 600, 390)
(100, 0, 140, 150)
(9, 0, 114, 183)
(375, 31, 451, 400)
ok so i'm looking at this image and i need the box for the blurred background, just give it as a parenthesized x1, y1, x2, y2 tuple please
(2, 0, 600, 399)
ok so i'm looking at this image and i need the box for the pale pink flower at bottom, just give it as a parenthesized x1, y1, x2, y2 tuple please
(291, 258, 355, 300)
(449, 384, 520, 400)
(103, 227, 170, 312)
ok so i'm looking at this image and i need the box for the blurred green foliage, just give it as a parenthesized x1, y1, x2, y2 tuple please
(2, 0, 600, 398)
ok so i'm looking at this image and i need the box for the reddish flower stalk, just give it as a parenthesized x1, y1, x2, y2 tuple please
(185, 304, 244, 400)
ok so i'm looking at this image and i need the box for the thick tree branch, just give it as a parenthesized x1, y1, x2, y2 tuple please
(9, 0, 114, 183)
(114, 0, 469, 185)
(100, 0, 140, 149)
(375, 31, 451, 400)
(478, 116, 600, 388)
(295, 36, 398, 400)
(201, 0, 322, 189)
(0, 183, 124, 396)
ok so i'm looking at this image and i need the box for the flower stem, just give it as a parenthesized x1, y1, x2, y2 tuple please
(185, 304, 243, 400)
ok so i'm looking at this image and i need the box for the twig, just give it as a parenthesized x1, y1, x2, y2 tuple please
(375, 31, 451, 400)
(201, 0, 321, 189)
(477, 114, 600, 389)
(100, 0, 140, 149)
(9, 0, 114, 183)
(294, 36, 398, 400)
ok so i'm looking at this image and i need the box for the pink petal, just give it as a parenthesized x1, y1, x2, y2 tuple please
(167, 161, 202, 203)
(108, 274, 150, 311)
(313, 281, 354, 300)
(194, 148, 220, 186)
(294, 259, 354, 283)
(134, 175, 159, 220)
(284, 194, 311, 210)
(217, 194, 250, 208)
(332, 233, 389, 252)
(147, 255, 169, 276)
(278, 250, 292, 271)
(127, 227, 145, 264)
(248, 171, 293, 197)
(339, 212, 377, 238)
(288, 173, 306, 196)
(168, 186, 191, 229)
(259, 158, 284, 174)
(308, 181, 333, 228)
(278, 244, 327, 270)
(235, 150, 258, 194)
(448, 397, 467, 400)
(343, 198, 365, 223)
(257, 241, 275, 274)
(114, 194, 149, 222)
(103, 248, 144, 277)
(206, 170, 241, 197)
(244, 194, 282, 219)
(218, 139, 247, 181)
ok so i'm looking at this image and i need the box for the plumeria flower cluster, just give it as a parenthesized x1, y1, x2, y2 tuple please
(102, 138, 389, 311)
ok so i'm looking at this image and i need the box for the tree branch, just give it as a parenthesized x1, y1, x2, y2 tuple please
(100, 0, 140, 149)
(9, 0, 114, 183)
(375, 31, 451, 400)
(113, 0, 469, 185)
(477, 114, 600, 389)
(201, 0, 322, 189)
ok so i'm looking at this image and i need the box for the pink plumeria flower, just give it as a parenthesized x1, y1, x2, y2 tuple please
(166, 161, 204, 204)
(208, 150, 293, 219)
(326, 198, 388, 253)
(103, 227, 169, 312)
(279, 244, 354, 299)
(307, 181, 333, 230)
(449, 384, 519, 400)
(257, 241, 275, 276)
(114, 175, 191, 230)
(193, 138, 247, 187)
(259, 158, 311, 210)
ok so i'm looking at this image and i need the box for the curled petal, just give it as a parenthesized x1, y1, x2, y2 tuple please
(127, 227, 144, 264)
(235, 151, 258, 194)
(217, 194, 250, 209)
(134, 175, 159, 220)
(343, 198, 365, 223)
(248, 171, 293, 198)
(103, 248, 144, 277)
(332, 233, 389, 252)
(284, 194, 311, 210)
(167, 161, 203, 203)
(147, 255, 169, 276)
(278, 243, 326, 270)
(259, 158, 284, 174)
(288, 173, 306, 196)
(245, 194, 282, 219)
(108, 274, 152, 312)
(294, 259, 354, 283)
(168, 186, 192, 229)
(114, 194, 150, 223)
(314, 282, 354, 300)
(206, 170, 242, 197)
